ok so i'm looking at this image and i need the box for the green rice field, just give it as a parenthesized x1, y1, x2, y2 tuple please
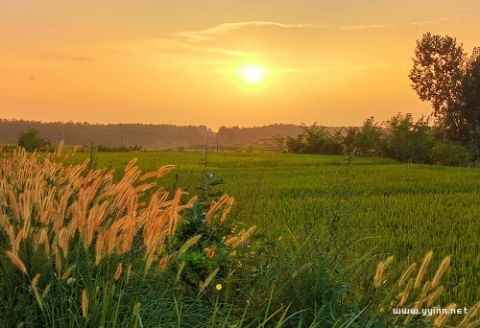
(68, 150, 480, 306)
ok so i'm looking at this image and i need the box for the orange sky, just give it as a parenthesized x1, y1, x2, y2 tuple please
(1, 1, 479, 129)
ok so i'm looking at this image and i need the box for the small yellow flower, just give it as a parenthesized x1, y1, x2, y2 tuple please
(215, 283, 223, 291)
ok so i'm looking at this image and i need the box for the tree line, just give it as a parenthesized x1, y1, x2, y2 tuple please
(0, 120, 213, 149)
(282, 115, 471, 166)
(0, 120, 306, 151)
(283, 33, 480, 166)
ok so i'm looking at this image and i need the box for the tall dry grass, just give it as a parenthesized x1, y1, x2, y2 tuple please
(0, 148, 254, 326)
(373, 251, 480, 328)
(0, 148, 195, 276)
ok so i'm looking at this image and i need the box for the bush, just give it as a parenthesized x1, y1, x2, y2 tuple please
(342, 117, 385, 156)
(431, 142, 471, 166)
(285, 134, 306, 153)
(384, 114, 434, 163)
(355, 117, 385, 156)
(18, 128, 51, 152)
(168, 172, 259, 299)
(286, 124, 343, 155)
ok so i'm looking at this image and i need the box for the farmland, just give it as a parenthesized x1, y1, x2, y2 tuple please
(68, 150, 480, 305)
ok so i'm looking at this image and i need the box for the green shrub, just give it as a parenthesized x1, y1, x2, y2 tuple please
(168, 173, 260, 299)
(285, 134, 306, 153)
(384, 114, 434, 163)
(17, 128, 51, 152)
(431, 142, 471, 166)
(350, 117, 385, 156)
(286, 124, 343, 155)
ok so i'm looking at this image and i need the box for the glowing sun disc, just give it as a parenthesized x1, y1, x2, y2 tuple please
(241, 65, 266, 84)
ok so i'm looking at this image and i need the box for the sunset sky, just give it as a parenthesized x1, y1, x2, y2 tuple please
(1, 1, 479, 129)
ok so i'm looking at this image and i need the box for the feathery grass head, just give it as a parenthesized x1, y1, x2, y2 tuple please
(414, 250, 433, 289)
(0, 147, 257, 326)
(372, 251, 474, 327)
(373, 255, 394, 288)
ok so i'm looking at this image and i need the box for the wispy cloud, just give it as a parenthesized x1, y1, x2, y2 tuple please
(175, 21, 323, 42)
(340, 24, 388, 31)
(176, 21, 395, 43)
(178, 43, 249, 57)
(410, 17, 450, 26)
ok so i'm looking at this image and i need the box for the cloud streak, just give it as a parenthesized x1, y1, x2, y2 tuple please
(176, 21, 323, 42)
(176, 21, 396, 42)
(340, 24, 388, 31)
(410, 17, 450, 26)
(177, 43, 249, 57)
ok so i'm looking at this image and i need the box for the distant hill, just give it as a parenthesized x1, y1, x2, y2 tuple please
(0, 119, 213, 149)
(0, 119, 336, 150)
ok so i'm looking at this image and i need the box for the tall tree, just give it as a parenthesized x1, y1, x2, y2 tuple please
(459, 58, 480, 154)
(409, 33, 466, 139)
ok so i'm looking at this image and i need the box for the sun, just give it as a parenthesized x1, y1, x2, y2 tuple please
(240, 65, 266, 85)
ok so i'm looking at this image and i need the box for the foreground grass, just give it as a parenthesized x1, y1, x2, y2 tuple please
(4, 148, 480, 326)
(2, 149, 372, 327)
(69, 150, 480, 306)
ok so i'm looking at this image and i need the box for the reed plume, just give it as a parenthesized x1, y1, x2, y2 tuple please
(414, 250, 433, 289)
(0, 147, 257, 324)
(0, 149, 200, 274)
(372, 251, 478, 327)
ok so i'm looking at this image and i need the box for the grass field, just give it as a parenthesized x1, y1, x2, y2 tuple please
(68, 150, 480, 306)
